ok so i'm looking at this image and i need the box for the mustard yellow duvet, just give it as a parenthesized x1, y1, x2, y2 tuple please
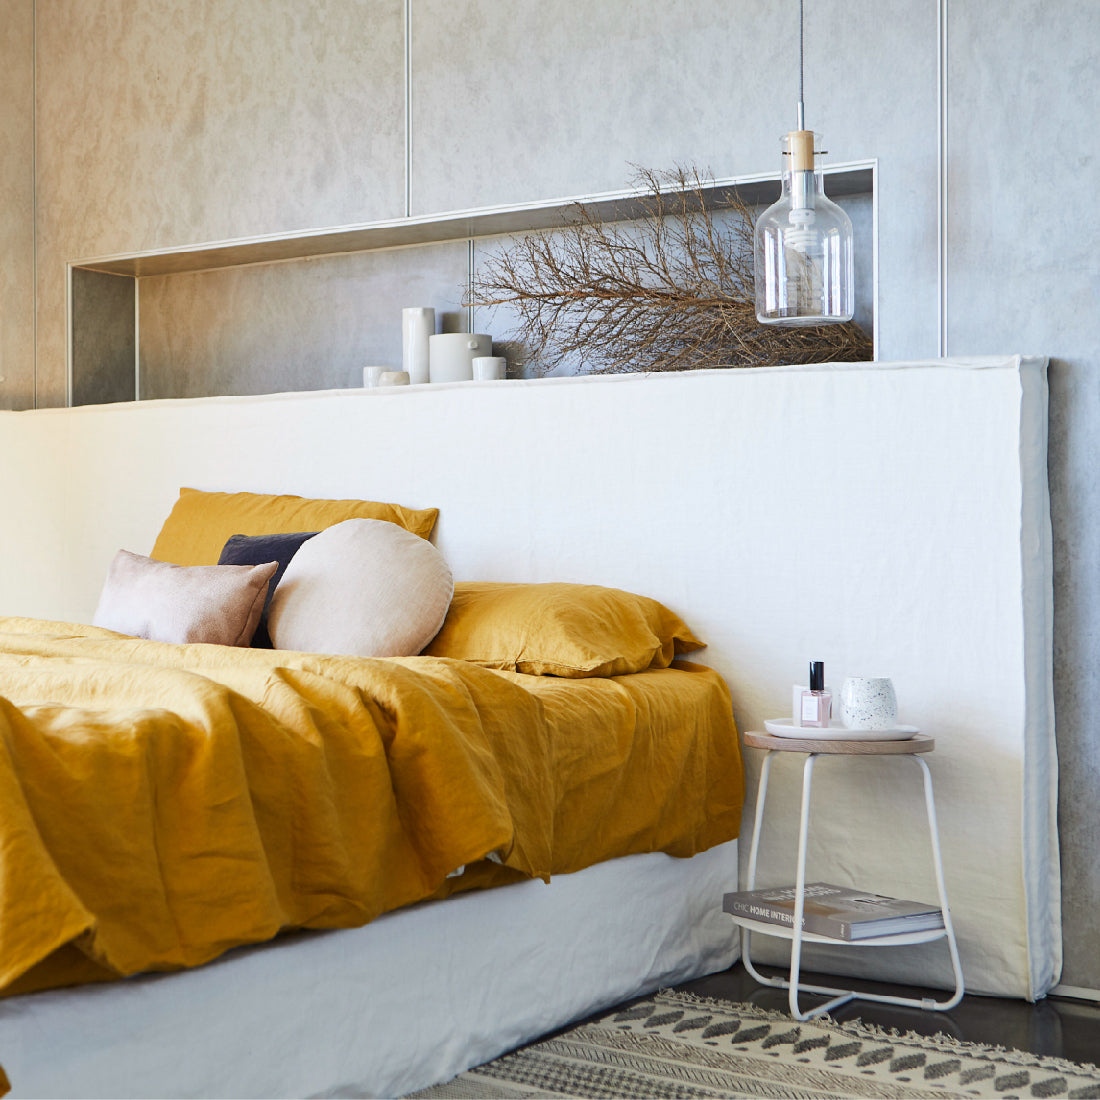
(0, 618, 743, 996)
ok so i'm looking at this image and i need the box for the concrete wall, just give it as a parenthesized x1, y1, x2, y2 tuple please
(32, 0, 407, 406)
(3, 0, 1099, 990)
(945, 1, 1100, 994)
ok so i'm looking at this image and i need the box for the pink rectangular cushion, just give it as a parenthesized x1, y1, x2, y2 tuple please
(93, 550, 279, 646)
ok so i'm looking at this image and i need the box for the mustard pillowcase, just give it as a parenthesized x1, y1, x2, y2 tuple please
(151, 488, 439, 566)
(422, 581, 705, 677)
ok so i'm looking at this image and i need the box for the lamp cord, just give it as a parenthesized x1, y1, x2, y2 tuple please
(797, 0, 805, 131)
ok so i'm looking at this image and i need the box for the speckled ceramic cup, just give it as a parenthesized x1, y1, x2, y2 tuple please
(838, 677, 897, 730)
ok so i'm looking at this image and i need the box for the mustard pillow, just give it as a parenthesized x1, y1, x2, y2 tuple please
(422, 581, 705, 677)
(151, 488, 439, 566)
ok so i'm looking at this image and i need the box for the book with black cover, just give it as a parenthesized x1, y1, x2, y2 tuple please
(722, 881, 944, 941)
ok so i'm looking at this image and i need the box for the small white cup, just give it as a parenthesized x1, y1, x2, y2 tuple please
(363, 366, 388, 388)
(838, 677, 898, 730)
(379, 370, 410, 386)
(472, 356, 506, 381)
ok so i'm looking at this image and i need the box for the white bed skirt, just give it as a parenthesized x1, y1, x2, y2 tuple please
(0, 842, 739, 1099)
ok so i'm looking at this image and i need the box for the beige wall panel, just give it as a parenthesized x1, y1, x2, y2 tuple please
(138, 242, 469, 399)
(0, 0, 35, 410)
(34, 0, 405, 405)
(411, 0, 938, 360)
(945, 0, 1100, 991)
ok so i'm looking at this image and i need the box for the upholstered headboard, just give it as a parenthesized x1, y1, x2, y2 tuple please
(0, 356, 1057, 999)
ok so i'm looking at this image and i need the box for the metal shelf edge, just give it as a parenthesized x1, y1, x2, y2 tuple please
(72, 163, 875, 279)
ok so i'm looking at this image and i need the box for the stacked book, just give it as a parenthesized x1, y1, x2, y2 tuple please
(723, 882, 944, 941)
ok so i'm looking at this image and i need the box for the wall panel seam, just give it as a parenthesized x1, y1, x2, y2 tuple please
(134, 280, 141, 400)
(65, 266, 72, 405)
(872, 161, 879, 360)
(467, 240, 475, 334)
(32, 0, 39, 406)
(404, 0, 412, 219)
(938, 0, 948, 357)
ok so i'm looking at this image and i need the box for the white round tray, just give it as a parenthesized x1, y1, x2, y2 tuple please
(763, 718, 920, 741)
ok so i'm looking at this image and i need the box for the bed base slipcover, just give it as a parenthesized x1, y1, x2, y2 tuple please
(0, 839, 740, 1099)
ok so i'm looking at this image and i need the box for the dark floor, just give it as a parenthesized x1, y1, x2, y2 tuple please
(673, 961, 1100, 1067)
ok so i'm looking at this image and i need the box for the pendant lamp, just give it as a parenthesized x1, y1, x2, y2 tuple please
(754, 1, 854, 326)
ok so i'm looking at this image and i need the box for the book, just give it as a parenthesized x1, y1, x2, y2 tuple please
(722, 882, 944, 941)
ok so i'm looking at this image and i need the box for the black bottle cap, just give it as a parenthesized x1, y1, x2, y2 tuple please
(809, 661, 824, 692)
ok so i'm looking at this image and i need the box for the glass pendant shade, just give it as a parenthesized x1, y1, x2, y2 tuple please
(754, 131, 854, 326)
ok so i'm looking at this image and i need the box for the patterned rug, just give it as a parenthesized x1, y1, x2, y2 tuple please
(409, 989, 1100, 1099)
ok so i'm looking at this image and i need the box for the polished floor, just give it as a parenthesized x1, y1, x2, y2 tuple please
(675, 961, 1100, 1068)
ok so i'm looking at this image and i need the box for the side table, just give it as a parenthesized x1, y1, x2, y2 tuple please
(729, 731, 964, 1021)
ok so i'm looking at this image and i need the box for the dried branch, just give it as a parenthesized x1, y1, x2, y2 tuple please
(466, 166, 872, 374)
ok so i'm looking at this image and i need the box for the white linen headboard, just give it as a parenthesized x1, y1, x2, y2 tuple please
(0, 356, 1057, 999)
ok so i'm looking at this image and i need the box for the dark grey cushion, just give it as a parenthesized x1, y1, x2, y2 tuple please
(218, 531, 318, 648)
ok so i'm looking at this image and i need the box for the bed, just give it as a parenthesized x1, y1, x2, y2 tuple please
(0, 489, 745, 1098)
(0, 357, 1058, 1098)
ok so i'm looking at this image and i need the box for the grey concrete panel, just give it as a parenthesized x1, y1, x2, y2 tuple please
(33, 0, 406, 405)
(946, 0, 1100, 989)
(798, 0, 939, 361)
(0, 0, 35, 410)
(1048, 361, 1100, 991)
(412, 0, 936, 360)
(71, 270, 136, 406)
(410, 0, 787, 214)
(138, 242, 468, 399)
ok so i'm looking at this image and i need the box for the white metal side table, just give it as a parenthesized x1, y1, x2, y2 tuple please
(729, 731, 965, 1021)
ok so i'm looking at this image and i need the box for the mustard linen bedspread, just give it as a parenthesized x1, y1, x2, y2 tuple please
(0, 619, 742, 996)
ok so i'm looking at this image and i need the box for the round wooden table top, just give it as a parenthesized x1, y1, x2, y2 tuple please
(742, 730, 934, 755)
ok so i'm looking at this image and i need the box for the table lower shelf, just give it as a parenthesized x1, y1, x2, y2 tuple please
(729, 914, 949, 948)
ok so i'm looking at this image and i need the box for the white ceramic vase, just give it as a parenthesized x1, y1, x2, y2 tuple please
(402, 308, 435, 385)
(428, 333, 492, 383)
(838, 677, 898, 730)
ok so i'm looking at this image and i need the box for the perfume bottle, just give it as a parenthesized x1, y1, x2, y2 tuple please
(800, 661, 832, 728)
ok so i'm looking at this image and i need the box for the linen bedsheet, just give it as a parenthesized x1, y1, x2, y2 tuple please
(0, 618, 743, 997)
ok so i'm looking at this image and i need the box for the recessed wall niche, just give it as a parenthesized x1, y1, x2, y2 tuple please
(138, 243, 469, 400)
(71, 269, 136, 405)
(68, 165, 876, 403)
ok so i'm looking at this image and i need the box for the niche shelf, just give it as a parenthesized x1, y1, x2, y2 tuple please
(67, 161, 876, 404)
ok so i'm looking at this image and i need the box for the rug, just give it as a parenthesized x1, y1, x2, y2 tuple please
(409, 989, 1100, 1099)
